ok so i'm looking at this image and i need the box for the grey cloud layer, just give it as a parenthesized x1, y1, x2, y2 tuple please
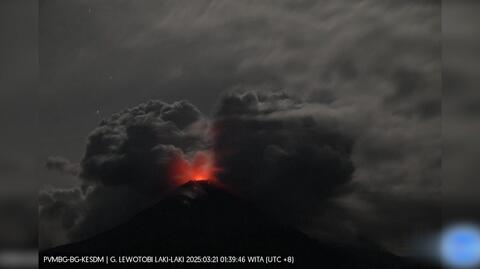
(80, 100, 205, 189)
(40, 100, 208, 248)
(40, 0, 441, 253)
(41, 0, 439, 112)
(214, 92, 355, 222)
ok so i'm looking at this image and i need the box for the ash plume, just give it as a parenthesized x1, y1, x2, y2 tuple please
(40, 100, 208, 248)
(214, 91, 355, 222)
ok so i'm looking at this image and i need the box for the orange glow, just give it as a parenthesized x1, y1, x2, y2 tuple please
(169, 151, 218, 185)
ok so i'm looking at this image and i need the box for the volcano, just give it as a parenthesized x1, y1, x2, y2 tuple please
(40, 181, 436, 268)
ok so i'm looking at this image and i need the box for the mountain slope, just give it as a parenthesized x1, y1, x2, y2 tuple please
(41, 181, 436, 268)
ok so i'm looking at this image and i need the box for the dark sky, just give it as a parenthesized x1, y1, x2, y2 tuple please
(1, 0, 440, 253)
(0, 0, 38, 197)
(0, 0, 38, 249)
(38, 0, 440, 183)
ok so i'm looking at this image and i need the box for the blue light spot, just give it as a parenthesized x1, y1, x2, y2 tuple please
(441, 224, 480, 268)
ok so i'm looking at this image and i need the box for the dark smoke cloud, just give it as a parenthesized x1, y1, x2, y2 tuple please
(45, 156, 79, 176)
(40, 92, 357, 248)
(212, 90, 440, 251)
(80, 100, 205, 191)
(40, 100, 208, 249)
(214, 92, 355, 221)
(40, 88, 441, 253)
(39, 188, 84, 231)
(38, 0, 440, 254)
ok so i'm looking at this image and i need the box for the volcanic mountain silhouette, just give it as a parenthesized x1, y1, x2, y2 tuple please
(41, 181, 436, 268)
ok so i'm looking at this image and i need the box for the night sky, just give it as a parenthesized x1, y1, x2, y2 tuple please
(1, 0, 443, 253)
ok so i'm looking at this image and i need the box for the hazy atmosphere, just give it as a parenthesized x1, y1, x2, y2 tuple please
(33, 0, 441, 255)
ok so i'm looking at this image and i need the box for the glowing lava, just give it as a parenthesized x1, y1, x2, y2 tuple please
(169, 151, 218, 185)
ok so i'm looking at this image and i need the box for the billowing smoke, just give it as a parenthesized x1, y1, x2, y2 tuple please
(25, 0, 439, 254)
(214, 91, 355, 222)
(80, 100, 207, 190)
(40, 100, 209, 248)
(46, 156, 79, 176)
(40, 84, 440, 254)
(39, 93, 357, 248)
